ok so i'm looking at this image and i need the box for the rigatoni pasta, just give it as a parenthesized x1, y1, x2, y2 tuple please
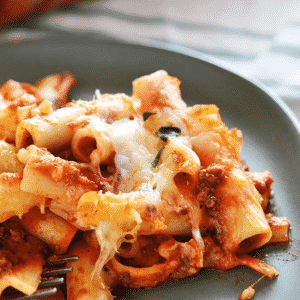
(0, 70, 290, 299)
(19, 207, 78, 255)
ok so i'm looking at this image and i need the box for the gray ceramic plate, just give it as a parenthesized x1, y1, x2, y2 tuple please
(1, 36, 300, 300)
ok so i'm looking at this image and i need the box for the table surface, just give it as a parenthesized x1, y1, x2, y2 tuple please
(1, 0, 300, 121)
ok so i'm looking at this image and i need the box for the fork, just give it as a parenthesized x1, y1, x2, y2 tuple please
(3, 256, 79, 300)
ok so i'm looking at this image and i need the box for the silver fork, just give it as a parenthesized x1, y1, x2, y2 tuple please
(2, 256, 78, 300)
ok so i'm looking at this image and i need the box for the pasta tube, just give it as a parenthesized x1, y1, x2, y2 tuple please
(210, 168, 272, 253)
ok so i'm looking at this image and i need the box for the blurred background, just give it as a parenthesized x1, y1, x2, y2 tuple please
(1, 0, 300, 120)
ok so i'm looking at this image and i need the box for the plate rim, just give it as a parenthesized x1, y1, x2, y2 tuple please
(2, 34, 300, 138)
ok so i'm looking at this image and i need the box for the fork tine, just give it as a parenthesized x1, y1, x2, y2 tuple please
(38, 277, 64, 288)
(42, 267, 72, 277)
(46, 256, 79, 266)
(12, 288, 57, 300)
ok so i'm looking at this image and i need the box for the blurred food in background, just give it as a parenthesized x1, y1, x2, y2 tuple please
(0, 0, 80, 28)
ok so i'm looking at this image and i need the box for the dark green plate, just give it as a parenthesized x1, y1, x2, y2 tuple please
(1, 36, 300, 300)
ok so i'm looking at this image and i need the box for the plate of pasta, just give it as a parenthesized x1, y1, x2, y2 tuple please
(0, 37, 300, 300)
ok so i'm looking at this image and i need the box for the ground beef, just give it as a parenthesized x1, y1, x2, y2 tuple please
(197, 164, 226, 209)
(0, 217, 45, 275)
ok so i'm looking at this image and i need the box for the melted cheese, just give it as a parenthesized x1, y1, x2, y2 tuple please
(108, 119, 160, 193)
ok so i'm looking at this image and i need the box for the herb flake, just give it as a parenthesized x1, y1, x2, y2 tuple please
(152, 145, 166, 168)
(143, 112, 156, 121)
(156, 126, 181, 142)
